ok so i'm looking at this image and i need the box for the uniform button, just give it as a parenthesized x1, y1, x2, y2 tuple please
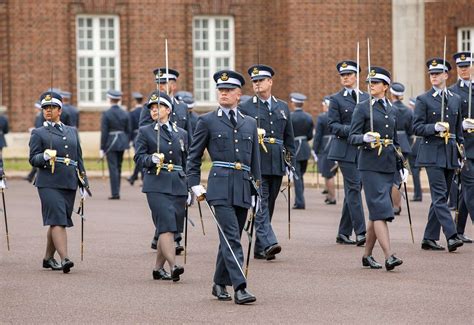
(446, 107, 449, 110)
(64, 145, 68, 148)
(234, 130, 237, 133)
(235, 139, 238, 143)
(345, 109, 348, 112)
(169, 151, 173, 154)
(213, 173, 217, 176)
(269, 113, 272, 116)
(425, 141, 428, 143)
(270, 121, 273, 124)
(271, 131, 274, 134)
(385, 115, 388, 119)
(63, 137, 66, 140)
(235, 149, 239, 152)
(169, 159, 173, 163)
(385, 124, 389, 128)
(433, 112, 436, 115)
(385, 134, 389, 137)
(255, 116, 258, 119)
(446, 115, 449, 118)
(168, 142, 172, 145)
(218, 134, 221, 138)
(66, 154, 69, 157)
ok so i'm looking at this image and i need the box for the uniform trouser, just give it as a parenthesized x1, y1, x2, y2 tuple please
(254, 175, 281, 254)
(448, 173, 459, 208)
(338, 161, 366, 236)
(106, 151, 124, 197)
(294, 160, 308, 208)
(408, 155, 422, 200)
(27, 167, 38, 181)
(457, 160, 474, 234)
(130, 163, 143, 181)
(423, 167, 457, 241)
(213, 205, 247, 290)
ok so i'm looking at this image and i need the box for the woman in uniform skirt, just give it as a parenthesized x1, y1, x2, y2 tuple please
(134, 91, 188, 281)
(348, 67, 406, 271)
(29, 91, 89, 273)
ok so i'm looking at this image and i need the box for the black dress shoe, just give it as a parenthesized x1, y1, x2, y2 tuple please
(254, 251, 266, 260)
(393, 207, 402, 216)
(42, 258, 62, 271)
(336, 234, 356, 245)
(108, 196, 120, 200)
(151, 237, 158, 250)
(362, 255, 382, 269)
(447, 238, 463, 252)
(152, 268, 172, 280)
(175, 242, 184, 255)
(322, 189, 328, 194)
(421, 239, 445, 251)
(234, 288, 256, 305)
(171, 265, 184, 282)
(264, 244, 281, 260)
(410, 197, 422, 202)
(355, 234, 366, 246)
(457, 234, 473, 243)
(212, 284, 232, 301)
(61, 258, 74, 274)
(127, 177, 135, 186)
(292, 205, 305, 210)
(325, 198, 336, 205)
(385, 255, 403, 271)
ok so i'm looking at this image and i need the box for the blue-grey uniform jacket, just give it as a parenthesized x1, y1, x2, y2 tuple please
(348, 98, 402, 173)
(290, 109, 314, 161)
(129, 106, 143, 144)
(186, 108, 261, 209)
(449, 80, 474, 159)
(413, 88, 464, 169)
(100, 105, 131, 152)
(134, 122, 188, 196)
(392, 100, 413, 155)
(0, 115, 9, 148)
(189, 111, 199, 135)
(313, 112, 333, 155)
(63, 104, 79, 128)
(328, 89, 369, 162)
(29, 123, 87, 190)
(240, 95, 296, 176)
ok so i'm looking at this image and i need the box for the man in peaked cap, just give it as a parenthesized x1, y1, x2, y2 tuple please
(448, 51, 474, 243)
(240, 64, 295, 261)
(128, 92, 144, 186)
(408, 96, 423, 201)
(100, 90, 130, 200)
(327, 60, 368, 246)
(289, 92, 314, 209)
(187, 69, 261, 304)
(413, 57, 464, 252)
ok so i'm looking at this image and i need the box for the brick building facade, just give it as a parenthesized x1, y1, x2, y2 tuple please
(0, 0, 472, 133)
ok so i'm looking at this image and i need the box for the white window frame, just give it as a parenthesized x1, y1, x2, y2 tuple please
(457, 27, 473, 52)
(76, 15, 121, 109)
(193, 16, 235, 106)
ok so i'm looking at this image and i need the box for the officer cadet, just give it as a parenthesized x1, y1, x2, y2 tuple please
(413, 58, 464, 252)
(187, 70, 261, 304)
(139, 68, 193, 145)
(183, 96, 199, 134)
(0, 111, 9, 152)
(60, 91, 79, 128)
(240, 64, 295, 260)
(127, 92, 144, 186)
(100, 90, 130, 200)
(389, 82, 413, 215)
(313, 96, 337, 204)
(328, 60, 368, 246)
(449, 51, 474, 243)
(25, 101, 43, 183)
(408, 97, 423, 201)
(29, 91, 90, 273)
(348, 66, 405, 271)
(134, 91, 188, 281)
(289, 92, 314, 209)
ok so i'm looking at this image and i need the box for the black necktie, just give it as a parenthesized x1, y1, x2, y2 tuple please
(229, 110, 237, 127)
(378, 99, 386, 108)
(351, 90, 357, 102)
(161, 124, 171, 137)
(54, 123, 63, 132)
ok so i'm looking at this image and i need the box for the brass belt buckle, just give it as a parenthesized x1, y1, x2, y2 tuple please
(167, 164, 174, 172)
(269, 137, 276, 144)
(64, 157, 70, 166)
(235, 162, 242, 170)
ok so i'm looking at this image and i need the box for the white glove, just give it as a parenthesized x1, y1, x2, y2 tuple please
(311, 150, 318, 162)
(399, 168, 409, 183)
(435, 122, 447, 132)
(79, 187, 89, 200)
(363, 133, 377, 143)
(462, 119, 474, 130)
(191, 185, 206, 198)
(186, 192, 193, 206)
(285, 167, 294, 182)
(0, 179, 6, 189)
(152, 153, 162, 164)
(99, 150, 105, 159)
(43, 152, 51, 161)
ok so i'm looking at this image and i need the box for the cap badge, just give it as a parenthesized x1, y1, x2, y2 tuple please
(369, 70, 376, 77)
(341, 62, 348, 68)
(252, 67, 259, 75)
(150, 94, 158, 101)
(431, 60, 438, 66)
(221, 72, 229, 81)
(460, 54, 466, 61)
(45, 94, 52, 101)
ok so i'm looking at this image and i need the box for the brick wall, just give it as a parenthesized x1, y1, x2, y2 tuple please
(3, 0, 393, 131)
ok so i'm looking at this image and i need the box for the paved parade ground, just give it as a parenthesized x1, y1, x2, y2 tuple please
(0, 179, 472, 324)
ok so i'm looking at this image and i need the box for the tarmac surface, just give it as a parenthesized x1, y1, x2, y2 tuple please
(0, 178, 472, 324)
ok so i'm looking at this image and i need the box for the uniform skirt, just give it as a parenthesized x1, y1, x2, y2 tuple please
(38, 187, 76, 227)
(318, 153, 336, 178)
(360, 170, 395, 222)
(146, 192, 186, 235)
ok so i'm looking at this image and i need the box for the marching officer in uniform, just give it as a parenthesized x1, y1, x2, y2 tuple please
(389, 82, 413, 215)
(187, 70, 261, 304)
(29, 91, 90, 273)
(127, 92, 144, 186)
(240, 64, 295, 260)
(61, 91, 79, 128)
(413, 58, 464, 252)
(0, 111, 9, 152)
(100, 90, 130, 200)
(313, 96, 337, 204)
(289, 92, 314, 209)
(134, 91, 188, 281)
(25, 101, 43, 183)
(328, 60, 368, 246)
(408, 97, 423, 201)
(348, 66, 405, 271)
(449, 51, 474, 243)
(183, 96, 198, 135)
